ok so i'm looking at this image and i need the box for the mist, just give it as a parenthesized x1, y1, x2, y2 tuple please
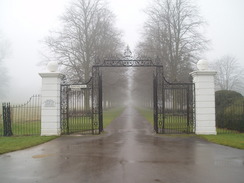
(0, 0, 244, 104)
(100, 66, 154, 109)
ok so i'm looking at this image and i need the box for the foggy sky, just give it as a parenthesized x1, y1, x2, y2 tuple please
(0, 0, 244, 103)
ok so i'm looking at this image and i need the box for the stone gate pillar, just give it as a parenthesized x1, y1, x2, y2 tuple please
(190, 60, 217, 135)
(39, 61, 64, 136)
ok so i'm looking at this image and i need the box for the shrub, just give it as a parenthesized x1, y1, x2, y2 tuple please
(215, 90, 243, 109)
(215, 90, 244, 132)
(224, 99, 244, 132)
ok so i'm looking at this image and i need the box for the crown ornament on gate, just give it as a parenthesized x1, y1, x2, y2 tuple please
(123, 45, 133, 60)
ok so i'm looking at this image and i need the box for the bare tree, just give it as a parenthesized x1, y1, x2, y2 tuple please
(44, 0, 123, 83)
(212, 55, 244, 92)
(136, 0, 208, 82)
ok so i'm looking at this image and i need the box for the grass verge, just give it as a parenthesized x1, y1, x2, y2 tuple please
(66, 107, 124, 132)
(136, 108, 153, 125)
(137, 108, 244, 149)
(199, 133, 244, 149)
(0, 136, 57, 155)
(103, 107, 124, 128)
(0, 121, 41, 136)
(0, 107, 124, 155)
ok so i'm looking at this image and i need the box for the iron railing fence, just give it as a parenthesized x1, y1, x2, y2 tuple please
(1, 95, 41, 136)
(216, 100, 244, 134)
(0, 106, 3, 135)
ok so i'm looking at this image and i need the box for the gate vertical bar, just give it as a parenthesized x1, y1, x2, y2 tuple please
(186, 85, 191, 133)
(156, 65, 164, 133)
(60, 85, 69, 134)
(91, 69, 95, 134)
(98, 73, 103, 133)
(66, 89, 70, 134)
(162, 73, 165, 132)
(92, 66, 100, 134)
(153, 74, 158, 133)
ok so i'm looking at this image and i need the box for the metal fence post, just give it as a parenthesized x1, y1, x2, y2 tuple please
(2, 103, 13, 136)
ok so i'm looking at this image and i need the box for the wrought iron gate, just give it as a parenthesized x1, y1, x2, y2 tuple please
(60, 74, 103, 135)
(60, 58, 194, 135)
(154, 75, 195, 134)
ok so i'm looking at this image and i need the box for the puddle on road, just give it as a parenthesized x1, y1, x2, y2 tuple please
(32, 154, 55, 159)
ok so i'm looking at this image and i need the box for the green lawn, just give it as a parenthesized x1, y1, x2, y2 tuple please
(0, 121, 41, 136)
(0, 107, 124, 154)
(137, 108, 194, 133)
(200, 133, 244, 149)
(217, 128, 241, 134)
(137, 108, 153, 125)
(103, 107, 124, 128)
(61, 107, 124, 134)
(63, 116, 92, 134)
(0, 136, 57, 154)
(137, 108, 244, 149)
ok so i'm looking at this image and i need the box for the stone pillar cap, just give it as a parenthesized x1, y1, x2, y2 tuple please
(47, 61, 58, 72)
(197, 59, 208, 71)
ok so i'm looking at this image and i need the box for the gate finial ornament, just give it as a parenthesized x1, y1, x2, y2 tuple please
(123, 45, 133, 60)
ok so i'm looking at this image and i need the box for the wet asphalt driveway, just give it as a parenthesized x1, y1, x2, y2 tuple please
(0, 107, 244, 183)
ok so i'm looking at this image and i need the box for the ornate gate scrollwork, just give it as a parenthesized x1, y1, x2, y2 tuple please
(91, 66, 103, 134)
(61, 57, 195, 135)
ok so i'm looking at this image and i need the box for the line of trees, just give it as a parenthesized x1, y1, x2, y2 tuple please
(41, 0, 208, 107)
(42, 0, 243, 101)
(43, 0, 208, 83)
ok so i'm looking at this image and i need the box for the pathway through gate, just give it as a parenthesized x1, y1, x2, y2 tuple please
(60, 58, 195, 135)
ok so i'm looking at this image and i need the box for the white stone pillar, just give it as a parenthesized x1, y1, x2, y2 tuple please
(39, 61, 64, 136)
(190, 60, 217, 135)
